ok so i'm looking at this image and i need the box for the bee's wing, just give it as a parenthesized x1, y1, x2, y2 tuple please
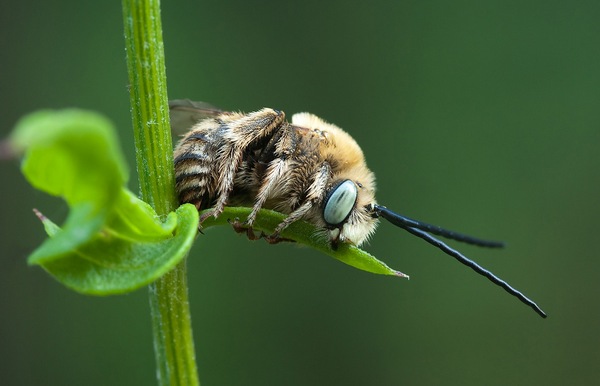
(169, 99, 224, 134)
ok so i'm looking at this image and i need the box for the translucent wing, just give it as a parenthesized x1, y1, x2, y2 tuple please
(169, 99, 224, 135)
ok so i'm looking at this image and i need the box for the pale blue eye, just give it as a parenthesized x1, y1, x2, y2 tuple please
(323, 180, 358, 226)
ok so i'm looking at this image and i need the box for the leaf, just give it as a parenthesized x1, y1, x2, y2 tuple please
(106, 189, 179, 243)
(201, 207, 408, 278)
(36, 204, 198, 295)
(11, 109, 199, 294)
(12, 110, 128, 263)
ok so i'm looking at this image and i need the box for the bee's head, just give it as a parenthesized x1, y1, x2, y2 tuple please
(322, 178, 379, 247)
(290, 111, 380, 246)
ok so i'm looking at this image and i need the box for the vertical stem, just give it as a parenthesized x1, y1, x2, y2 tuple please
(122, 0, 174, 212)
(122, 0, 200, 385)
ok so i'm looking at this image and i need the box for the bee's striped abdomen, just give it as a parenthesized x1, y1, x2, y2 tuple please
(174, 130, 217, 209)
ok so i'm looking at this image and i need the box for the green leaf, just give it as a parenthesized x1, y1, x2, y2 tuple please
(201, 207, 408, 278)
(106, 189, 179, 242)
(12, 110, 128, 263)
(36, 204, 198, 295)
(11, 109, 199, 294)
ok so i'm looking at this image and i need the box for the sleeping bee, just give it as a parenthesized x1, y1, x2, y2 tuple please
(171, 100, 546, 318)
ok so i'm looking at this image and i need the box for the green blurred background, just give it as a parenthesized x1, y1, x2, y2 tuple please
(1, 1, 598, 385)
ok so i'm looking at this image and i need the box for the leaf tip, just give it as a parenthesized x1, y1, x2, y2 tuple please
(395, 270, 410, 279)
(32, 208, 46, 222)
(32, 208, 61, 238)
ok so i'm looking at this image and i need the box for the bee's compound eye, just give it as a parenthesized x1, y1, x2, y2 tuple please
(323, 180, 358, 226)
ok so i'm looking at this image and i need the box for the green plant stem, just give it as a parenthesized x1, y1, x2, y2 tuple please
(122, 0, 199, 385)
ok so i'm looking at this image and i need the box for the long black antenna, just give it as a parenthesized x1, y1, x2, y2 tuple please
(374, 205, 504, 248)
(373, 205, 546, 318)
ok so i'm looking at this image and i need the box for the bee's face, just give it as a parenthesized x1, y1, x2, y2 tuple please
(322, 178, 378, 247)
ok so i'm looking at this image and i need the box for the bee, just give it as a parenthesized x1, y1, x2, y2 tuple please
(171, 100, 546, 318)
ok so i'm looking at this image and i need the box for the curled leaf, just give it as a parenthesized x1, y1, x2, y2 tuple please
(35, 204, 198, 295)
(11, 109, 199, 294)
(12, 110, 128, 263)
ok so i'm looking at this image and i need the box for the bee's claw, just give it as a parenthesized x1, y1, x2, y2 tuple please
(228, 218, 261, 240)
(264, 232, 295, 244)
(199, 209, 216, 224)
(228, 217, 245, 233)
(246, 227, 261, 240)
